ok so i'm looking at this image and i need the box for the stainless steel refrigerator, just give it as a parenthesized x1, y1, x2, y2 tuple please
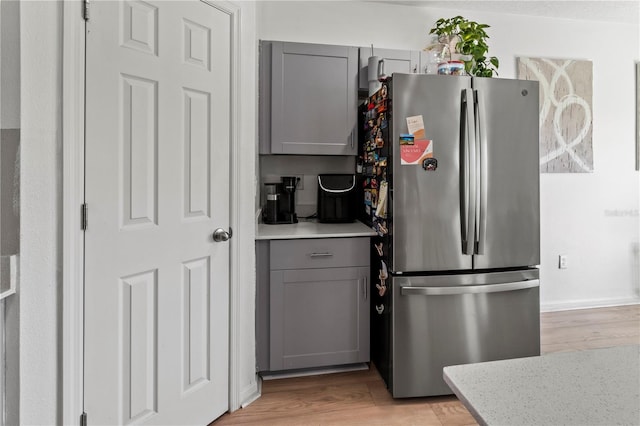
(359, 73, 541, 398)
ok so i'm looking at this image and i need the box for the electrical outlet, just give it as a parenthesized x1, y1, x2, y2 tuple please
(558, 255, 568, 269)
(295, 175, 304, 190)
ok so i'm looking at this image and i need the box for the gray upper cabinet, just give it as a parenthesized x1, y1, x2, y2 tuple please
(261, 40, 359, 155)
(358, 47, 420, 91)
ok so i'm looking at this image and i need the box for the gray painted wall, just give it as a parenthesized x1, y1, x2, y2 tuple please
(1, 129, 19, 257)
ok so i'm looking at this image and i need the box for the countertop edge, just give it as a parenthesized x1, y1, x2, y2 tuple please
(256, 221, 377, 240)
(256, 231, 377, 240)
(443, 367, 488, 426)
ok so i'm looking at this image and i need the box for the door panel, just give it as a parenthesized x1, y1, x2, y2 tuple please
(390, 74, 473, 272)
(123, 270, 158, 423)
(121, 74, 158, 228)
(85, 1, 231, 424)
(472, 77, 540, 269)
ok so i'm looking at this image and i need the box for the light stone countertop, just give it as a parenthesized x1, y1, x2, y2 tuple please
(256, 219, 376, 240)
(443, 345, 640, 426)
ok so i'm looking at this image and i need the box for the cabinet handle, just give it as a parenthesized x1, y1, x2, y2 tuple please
(350, 131, 354, 149)
(309, 252, 333, 258)
(363, 277, 368, 300)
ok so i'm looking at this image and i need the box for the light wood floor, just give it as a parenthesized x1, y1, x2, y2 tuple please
(213, 304, 640, 426)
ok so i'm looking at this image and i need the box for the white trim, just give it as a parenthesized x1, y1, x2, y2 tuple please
(232, 0, 259, 408)
(541, 297, 640, 313)
(202, 0, 245, 412)
(211, 0, 243, 412)
(240, 380, 261, 409)
(61, 1, 85, 424)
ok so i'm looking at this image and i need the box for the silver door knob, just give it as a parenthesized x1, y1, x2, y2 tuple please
(212, 227, 232, 242)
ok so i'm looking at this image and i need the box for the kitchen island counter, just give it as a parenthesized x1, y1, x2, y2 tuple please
(256, 220, 376, 240)
(443, 345, 640, 426)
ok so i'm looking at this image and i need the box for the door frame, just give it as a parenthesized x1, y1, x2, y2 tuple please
(62, 1, 248, 423)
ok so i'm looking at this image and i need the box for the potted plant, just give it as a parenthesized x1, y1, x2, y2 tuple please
(429, 16, 499, 77)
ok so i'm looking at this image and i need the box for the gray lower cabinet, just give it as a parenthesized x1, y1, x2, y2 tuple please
(270, 266, 369, 371)
(260, 40, 359, 155)
(257, 237, 370, 372)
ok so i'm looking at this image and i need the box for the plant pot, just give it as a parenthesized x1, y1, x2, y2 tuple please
(452, 53, 472, 62)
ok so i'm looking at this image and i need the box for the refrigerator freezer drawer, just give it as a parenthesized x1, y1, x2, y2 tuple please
(391, 270, 540, 398)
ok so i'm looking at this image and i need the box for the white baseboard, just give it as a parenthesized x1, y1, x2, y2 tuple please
(541, 296, 640, 312)
(239, 380, 260, 409)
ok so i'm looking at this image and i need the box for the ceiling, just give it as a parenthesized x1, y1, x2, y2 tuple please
(371, 1, 640, 25)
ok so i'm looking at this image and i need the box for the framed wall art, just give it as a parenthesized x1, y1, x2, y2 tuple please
(517, 57, 594, 173)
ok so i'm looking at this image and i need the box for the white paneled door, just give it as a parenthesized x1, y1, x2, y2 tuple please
(84, 1, 231, 424)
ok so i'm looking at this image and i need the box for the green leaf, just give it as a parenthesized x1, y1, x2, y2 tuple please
(473, 47, 486, 57)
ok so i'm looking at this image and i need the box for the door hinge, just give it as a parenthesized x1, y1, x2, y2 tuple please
(83, 0, 90, 21)
(80, 412, 87, 426)
(81, 203, 88, 231)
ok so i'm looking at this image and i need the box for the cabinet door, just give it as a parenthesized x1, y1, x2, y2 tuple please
(271, 41, 358, 155)
(359, 47, 419, 91)
(269, 266, 369, 371)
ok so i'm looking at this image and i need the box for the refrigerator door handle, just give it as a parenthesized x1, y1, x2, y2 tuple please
(460, 90, 468, 252)
(475, 89, 488, 255)
(461, 88, 477, 255)
(400, 279, 540, 296)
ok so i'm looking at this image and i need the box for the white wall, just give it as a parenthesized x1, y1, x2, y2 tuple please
(257, 1, 640, 310)
(20, 1, 62, 424)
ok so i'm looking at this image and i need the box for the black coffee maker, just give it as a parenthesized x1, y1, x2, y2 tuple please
(262, 176, 299, 224)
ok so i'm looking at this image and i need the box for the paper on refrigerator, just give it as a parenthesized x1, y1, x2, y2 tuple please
(402, 115, 433, 165)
